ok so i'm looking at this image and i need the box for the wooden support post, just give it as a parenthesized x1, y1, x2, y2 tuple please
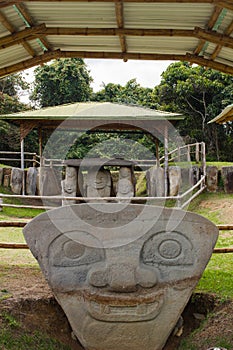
(164, 124, 169, 196)
(20, 138, 25, 195)
(195, 143, 200, 163)
(39, 127, 43, 163)
(155, 138, 160, 166)
(177, 146, 181, 162)
(187, 144, 191, 162)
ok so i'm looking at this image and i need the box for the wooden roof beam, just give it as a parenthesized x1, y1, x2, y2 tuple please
(194, 6, 223, 56)
(1, 26, 233, 50)
(115, 1, 127, 61)
(1, 49, 232, 78)
(0, 0, 233, 8)
(0, 8, 36, 56)
(211, 19, 233, 60)
(0, 11, 15, 33)
(14, 3, 51, 51)
(0, 23, 46, 48)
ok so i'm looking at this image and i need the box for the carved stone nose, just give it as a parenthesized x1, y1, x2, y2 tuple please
(88, 263, 157, 292)
(108, 263, 137, 292)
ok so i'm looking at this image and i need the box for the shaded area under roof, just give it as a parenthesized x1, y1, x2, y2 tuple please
(209, 104, 233, 124)
(0, 1, 233, 77)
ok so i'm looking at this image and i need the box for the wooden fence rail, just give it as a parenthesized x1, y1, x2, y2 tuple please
(0, 222, 232, 253)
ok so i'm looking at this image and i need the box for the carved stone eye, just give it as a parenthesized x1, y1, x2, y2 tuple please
(63, 241, 85, 259)
(158, 239, 182, 259)
(141, 231, 194, 266)
(49, 233, 105, 267)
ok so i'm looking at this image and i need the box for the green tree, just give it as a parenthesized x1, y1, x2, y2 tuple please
(154, 62, 233, 161)
(0, 73, 30, 152)
(92, 79, 158, 108)
(30, 58, 93, 107)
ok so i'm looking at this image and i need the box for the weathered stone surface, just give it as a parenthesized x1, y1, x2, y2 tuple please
(62, 166, 77, 205)
(206, 166, 218, 192)
(221, 166, 233, 194)
(0, 168, 3, 185)
(37, 167, 61, 196)
(26, 167, 38, 195)
(189, 165, 200, 186)
(146, 165, 165, 197)
(116, 167, 135, 201)
(3, 174, 10, 188)
(10, 167, 23, 194)
(85, 168, 112, 198)
(23, 204, 218, 350)
(169, 166, 181, 196)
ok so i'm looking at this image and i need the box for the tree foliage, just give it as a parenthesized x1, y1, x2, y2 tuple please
(0, 74, 30, 152)
(92, 79, 158, 108)
(30, 58, 93, 107)
(154, 62, 233, 160)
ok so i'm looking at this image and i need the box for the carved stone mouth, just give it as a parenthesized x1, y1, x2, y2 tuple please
(84, 290, 165, 322)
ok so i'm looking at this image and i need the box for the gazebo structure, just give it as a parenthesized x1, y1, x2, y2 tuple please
(1, 102, 184, 195)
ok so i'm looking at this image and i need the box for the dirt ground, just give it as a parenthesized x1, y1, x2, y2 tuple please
(0, 194, 233, 349)
(0, 266, 226, 350)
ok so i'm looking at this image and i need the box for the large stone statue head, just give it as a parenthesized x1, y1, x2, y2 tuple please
(23, 204, 218, 350)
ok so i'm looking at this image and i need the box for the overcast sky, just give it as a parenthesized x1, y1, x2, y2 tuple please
(21, 59, 173, 103)
(86, 59, 173, 91)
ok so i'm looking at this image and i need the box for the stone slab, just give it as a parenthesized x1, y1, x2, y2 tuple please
(206, 166, 218, 192)
(10, 168, 23, 194)
(26, 167, 38, 195)
(169, 166, 181, 196)
(221, 166, 233, 193)
(23, 204, 218, 350)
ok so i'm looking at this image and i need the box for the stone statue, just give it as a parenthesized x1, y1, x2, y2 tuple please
(10, 167, 23, 194)
(26, 167, 38, 195)
(61, 166, 77, 205)
(146, 165, 165, 197)
(116, 167, 135, 201)
(86, 168, 112, 198)
(169, 166, 181, 196)
(23, 204, 218, 350)
(206, 166, 218, 192)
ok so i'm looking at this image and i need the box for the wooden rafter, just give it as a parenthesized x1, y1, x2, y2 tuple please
(14, 3, 51, 51)
(0, 11, 15, 32)
(1, 49, 233, 78)
(211, 19, 233, 60)
(115, 1, 127, 61)
(0, 23, 46, 48)
(194, 6, 223, 56)
(0, 8, 36, 57)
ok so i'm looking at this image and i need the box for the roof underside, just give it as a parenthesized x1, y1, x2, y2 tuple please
(0, 0, 233, 77)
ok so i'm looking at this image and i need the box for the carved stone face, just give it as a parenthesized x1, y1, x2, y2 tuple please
(119, 166, 132, 179)
(117, 179, 134, 199)
(87, 169, 111, 190)
(23, 204, 218, 350)
(63, 167, 77, 194)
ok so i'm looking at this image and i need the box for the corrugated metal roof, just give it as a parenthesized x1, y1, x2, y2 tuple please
(1, 102, 183, 120)
(209, 104, 233, 124)
(0, 1, 233, 76)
